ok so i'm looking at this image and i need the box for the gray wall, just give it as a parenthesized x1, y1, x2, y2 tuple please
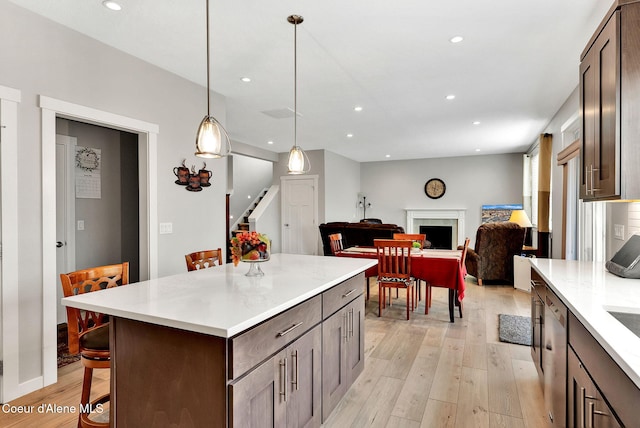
(360, 154, 524, 248)
(57, 119, 124, 270)
(229, 154, 273, 228)
(1, 1, 229, 384)
(324, 151, 361, 222)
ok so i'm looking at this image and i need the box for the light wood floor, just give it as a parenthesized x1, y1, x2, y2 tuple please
(323, 279, 549, 428)
(0, 278, 548, 428)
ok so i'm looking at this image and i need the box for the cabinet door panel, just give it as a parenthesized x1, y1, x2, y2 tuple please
(322, 308, 348, 421)
(581, 54, 596, 198)
(346, 295, 365, 384)
(595, 12, 619, 198)
(230, 352, 286, 428)
(580, 11, 619, 200)
(287, 325, 322, 428)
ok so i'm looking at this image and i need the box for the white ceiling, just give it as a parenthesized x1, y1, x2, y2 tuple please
(10, 0, 611, 162)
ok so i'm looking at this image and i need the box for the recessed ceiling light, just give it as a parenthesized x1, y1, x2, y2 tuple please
(102, 1, 122, 11)
(385, 154, 391, 158)
(450, 36, 464, 43)
(267, 140, 274, 145)
(446, 94, 456, 100)
(354, 106, 363, 112)
(472, 121, 481, 125)
(475, 148, 481, 152)
(247, 195, 251, 199)
(240, 77, 251, 82)
(346, 133, 353, 138)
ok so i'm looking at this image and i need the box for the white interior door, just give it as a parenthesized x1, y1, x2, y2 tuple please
(281, 176, 318, 255)
(55, 135, 76, 324)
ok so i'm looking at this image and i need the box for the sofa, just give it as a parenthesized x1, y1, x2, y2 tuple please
(319, 222, 405, 256)
(464, 221, 525, 285)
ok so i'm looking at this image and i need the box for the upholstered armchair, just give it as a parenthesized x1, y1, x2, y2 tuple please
(464, 221, 525, 285)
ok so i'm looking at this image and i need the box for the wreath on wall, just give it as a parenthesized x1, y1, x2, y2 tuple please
(75, 147, 100, 172)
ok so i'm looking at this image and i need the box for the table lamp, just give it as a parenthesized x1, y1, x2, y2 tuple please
(509, 209, 532, 250)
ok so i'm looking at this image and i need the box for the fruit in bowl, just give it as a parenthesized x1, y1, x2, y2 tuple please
(230, 231, 270, 266)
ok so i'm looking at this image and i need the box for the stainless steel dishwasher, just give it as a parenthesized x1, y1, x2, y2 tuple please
(543, 285, 567, 426)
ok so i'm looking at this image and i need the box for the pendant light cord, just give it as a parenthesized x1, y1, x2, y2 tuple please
(206, 0, 211, 116)
(293, 18, 298, 149)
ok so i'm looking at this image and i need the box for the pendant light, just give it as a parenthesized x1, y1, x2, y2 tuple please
(195, 0, 231, 158)
(287, 15, 310, 174)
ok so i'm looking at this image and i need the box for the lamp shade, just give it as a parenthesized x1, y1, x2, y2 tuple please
(195, 115, 231, 158)
(509, 209, 532, 228)
(287, 146, 309, 174)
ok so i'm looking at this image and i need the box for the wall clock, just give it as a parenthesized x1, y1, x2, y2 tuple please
(425, 178, 446, 199)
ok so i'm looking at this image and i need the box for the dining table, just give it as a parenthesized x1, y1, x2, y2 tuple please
(336, 246, 466, 322)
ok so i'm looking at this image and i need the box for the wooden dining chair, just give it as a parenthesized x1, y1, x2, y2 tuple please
(393, 233, 426, 299)
(185, 249, 223, 271)
(392, 233, 426, 249)
(374, 239, 415, 320)
(60, 262, 129, 428)
(328, 233, 344, 255)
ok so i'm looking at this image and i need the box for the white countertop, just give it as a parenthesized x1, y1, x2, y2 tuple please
(531, 258, 640, 388)
(62, 254, 377, 338)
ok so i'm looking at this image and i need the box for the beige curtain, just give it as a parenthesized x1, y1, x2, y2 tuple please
(537, 133, 552, 233)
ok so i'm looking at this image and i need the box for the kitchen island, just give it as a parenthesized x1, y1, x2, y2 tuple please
(531, 258, 640, 427)
(62, 254, 377, 428)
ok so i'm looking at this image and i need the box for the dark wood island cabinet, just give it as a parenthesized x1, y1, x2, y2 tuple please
(62, 254, 376, 428)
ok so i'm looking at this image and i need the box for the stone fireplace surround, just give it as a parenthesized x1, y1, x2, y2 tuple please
(405, 209, 466, 249)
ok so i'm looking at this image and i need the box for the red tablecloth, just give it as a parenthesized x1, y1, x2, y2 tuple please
(337, 248, 466, 301)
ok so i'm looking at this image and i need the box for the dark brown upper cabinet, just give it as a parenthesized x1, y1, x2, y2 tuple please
(580, 1, 640, 201)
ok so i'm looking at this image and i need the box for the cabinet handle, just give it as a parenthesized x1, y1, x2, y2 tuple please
(587, 165, 601, 195)
(280, 358, 288, 402)
(587, 401, 610, 427)
(342, 289, 356, 298)
(579, 387, 596, 427)
(348, 308, 354, 339)
(591, 167, 600, 194)
(579, 387, 586, 428)
(291, 350, 299, 391)
(277, 322, 304, 337)
(343, 313, 348, 342)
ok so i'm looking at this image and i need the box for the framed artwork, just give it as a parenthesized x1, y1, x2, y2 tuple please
(481, 204, 523, 223)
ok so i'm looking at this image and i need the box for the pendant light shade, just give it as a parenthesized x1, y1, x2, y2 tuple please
(287, 145, 309, 174)
(195, 115, 230, 158)
(287, 15, 310, 175)
(195, 0, 231, 158)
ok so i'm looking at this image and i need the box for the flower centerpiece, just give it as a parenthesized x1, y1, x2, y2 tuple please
(230, 231, 270, 269)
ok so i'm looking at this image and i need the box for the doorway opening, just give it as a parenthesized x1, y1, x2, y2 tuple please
(40, 95, 158, 391)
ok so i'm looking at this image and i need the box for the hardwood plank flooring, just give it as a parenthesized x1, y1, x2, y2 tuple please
(0, 277, 548, 428)
(323, 279, 549, 428)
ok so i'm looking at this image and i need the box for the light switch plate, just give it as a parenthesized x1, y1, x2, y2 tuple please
(77, 220, 85, 231)
(159, 222, 173, 234)
(614, 224, 625, 240)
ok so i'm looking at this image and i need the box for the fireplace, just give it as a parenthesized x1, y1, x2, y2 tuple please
(420, 225, 453, 250)
(406, 209, 466, 250)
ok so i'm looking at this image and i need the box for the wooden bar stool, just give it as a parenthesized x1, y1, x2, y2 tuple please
(185, 249, 223, 271)
(60, 262, 129, 428)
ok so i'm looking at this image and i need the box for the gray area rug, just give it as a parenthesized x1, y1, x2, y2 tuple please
(498, 314, 532, 346)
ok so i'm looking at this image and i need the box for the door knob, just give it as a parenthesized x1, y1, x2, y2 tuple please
(56, 241, 64, 248)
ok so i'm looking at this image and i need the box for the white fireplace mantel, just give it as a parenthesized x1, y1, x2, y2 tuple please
(405, 209, 466, 247)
